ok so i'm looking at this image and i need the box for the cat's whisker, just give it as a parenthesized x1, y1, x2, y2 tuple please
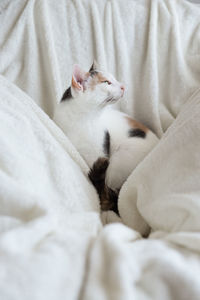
(99, 96, 113, 108)
(105, 96, 115, 103)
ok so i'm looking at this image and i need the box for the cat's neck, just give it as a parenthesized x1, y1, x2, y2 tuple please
(67, 93, 106, 117)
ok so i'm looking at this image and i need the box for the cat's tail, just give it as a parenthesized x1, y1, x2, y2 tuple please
(88, 157, 119, 214)
(88, 157, 109, 195)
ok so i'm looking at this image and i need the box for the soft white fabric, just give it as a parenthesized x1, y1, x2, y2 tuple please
(1, 0, 200, 132)
(119, 87, 200, 234)
(1, 0, 200, 299)
(0, 74, 102, 299)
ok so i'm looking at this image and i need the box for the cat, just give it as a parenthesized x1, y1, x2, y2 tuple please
(53, 62, 159, 213)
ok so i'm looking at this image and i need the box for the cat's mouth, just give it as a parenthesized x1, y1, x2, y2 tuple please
(106, 96, 115, 103)
(99, 94, 123, 108)
(105, 95, 122, 104)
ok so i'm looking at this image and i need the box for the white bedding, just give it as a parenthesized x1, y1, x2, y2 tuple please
(1, 0, 200, 299)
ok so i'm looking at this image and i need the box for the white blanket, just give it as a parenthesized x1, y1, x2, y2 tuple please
(1, 0, 200, 299)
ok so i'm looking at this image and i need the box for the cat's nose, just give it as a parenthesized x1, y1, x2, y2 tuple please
(120, 85, 125, 94)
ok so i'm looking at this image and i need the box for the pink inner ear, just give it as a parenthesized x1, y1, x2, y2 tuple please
(73, 64, 85, 84)
(72, 75, 83, 91)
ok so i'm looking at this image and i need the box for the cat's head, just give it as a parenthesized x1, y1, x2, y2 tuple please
(61, 62, 125, 107)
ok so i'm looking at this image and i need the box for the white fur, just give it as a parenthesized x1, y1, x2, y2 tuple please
(53, 66, 159, 191)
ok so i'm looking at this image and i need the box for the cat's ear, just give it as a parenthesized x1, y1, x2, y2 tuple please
(71, 64, 86, 92)
(89, 60, 99, 72)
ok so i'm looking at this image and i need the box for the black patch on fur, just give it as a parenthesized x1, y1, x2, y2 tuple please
(88, 157, 109, 202)
(89, 63, 95, 72)
(88, 157, 109, 187)
(61, 87, 72, 101)
(88, 157, 119, 214)
(128, 128, 146, 138)
(89, 70, 98, 77)
(103, 131, 110, 157)
(89, 62, 98, 76)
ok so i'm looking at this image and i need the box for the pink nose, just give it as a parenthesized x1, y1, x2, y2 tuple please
(121, 85, 125, 93)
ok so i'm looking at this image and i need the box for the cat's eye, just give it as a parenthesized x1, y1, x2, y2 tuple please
(102, 80, 112, 85)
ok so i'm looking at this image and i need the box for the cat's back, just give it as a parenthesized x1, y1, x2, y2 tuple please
(54, 102, 106, 166)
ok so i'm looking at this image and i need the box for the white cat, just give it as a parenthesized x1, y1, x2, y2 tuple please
(54, 62, 159, 211)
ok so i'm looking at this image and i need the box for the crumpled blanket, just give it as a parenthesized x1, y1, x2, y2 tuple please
(1, 0, 200, 299)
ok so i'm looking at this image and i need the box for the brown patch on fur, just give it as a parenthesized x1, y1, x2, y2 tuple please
(72, 75, 82, 90)
(88, 72, 108, 90)
(125, 116, 149, 133)
(88, 157, 119, 214)
(100, 187, 119, 213)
